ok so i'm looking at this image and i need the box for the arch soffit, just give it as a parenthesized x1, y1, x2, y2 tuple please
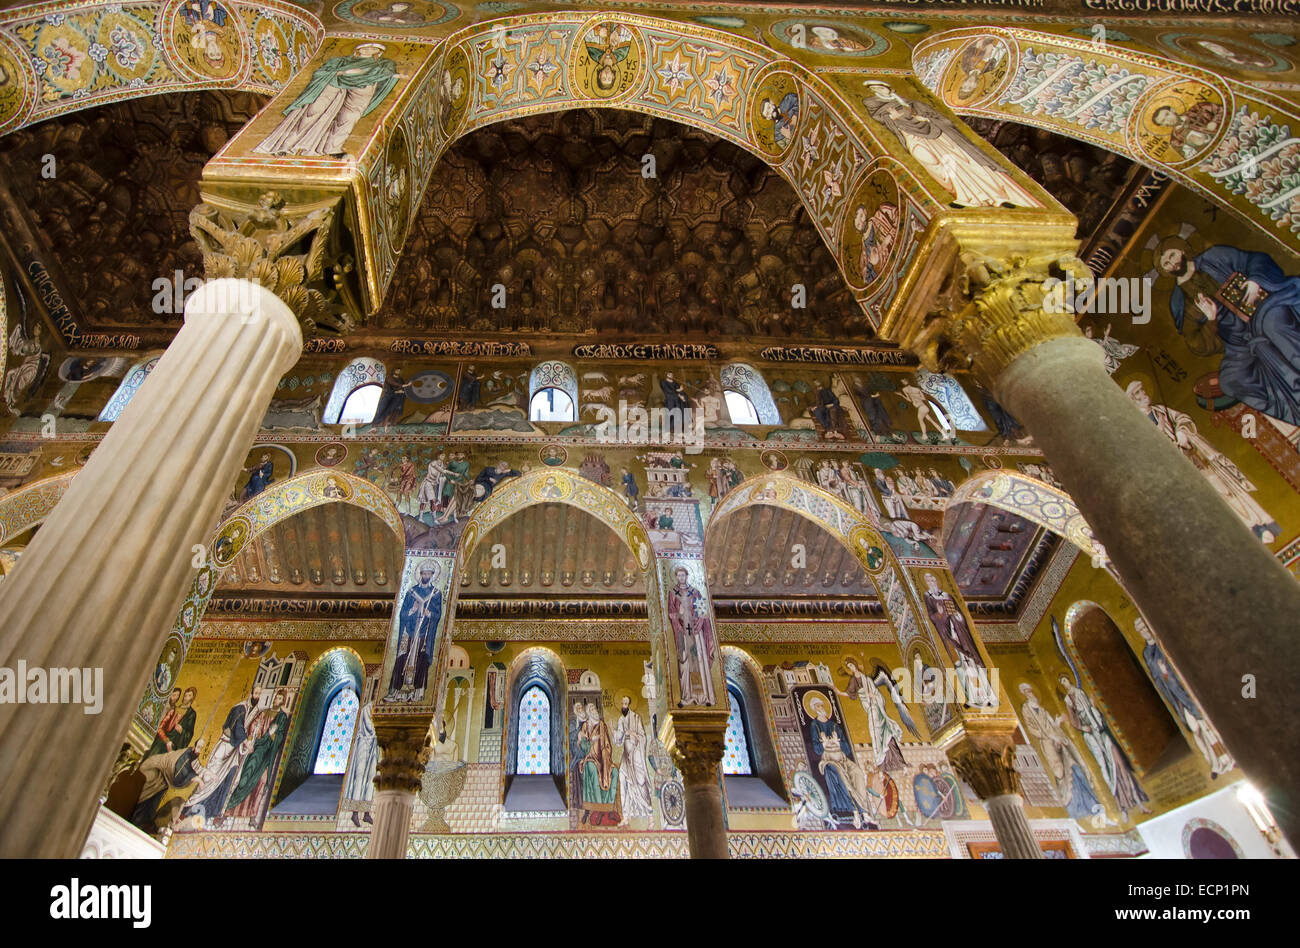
(0, 0, 324, 139)
(942, 468, 1105, 563)
(0, 469, 81, 545)
(134, 468, 402, 736)
(373, 12, 961, 325)
(911, 26, 1300, 259)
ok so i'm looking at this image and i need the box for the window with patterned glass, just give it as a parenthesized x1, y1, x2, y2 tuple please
(313, 687, 360, 775)
(516, 685, 551, 774)
(723, 688, 754, 775)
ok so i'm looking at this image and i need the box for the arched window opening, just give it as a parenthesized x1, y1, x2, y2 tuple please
(98, 357, 159, 422)
(1067, 604, 1189, 775)
(516, 685, 552, 775)
(720, 651, 789, 809)
(313, 686, 360, 775)
(322, 358, 385, 425)
(529, 387, 575, 423)
(338, 383, 383, 425)
(723, 687, 755, 775)
(502, 652, 567, 812)
(719, 363, 781, 425)
(723, 390, 760, 427)
(528, 362, 579, 425)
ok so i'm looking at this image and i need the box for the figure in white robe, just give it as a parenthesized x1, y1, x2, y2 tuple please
(1127, 381, 1281, 542)
(612, 697, 654, 820)
(342, 701, 379, 825)
(862, 81, 1039, 209)
(253, 44, 398, 159)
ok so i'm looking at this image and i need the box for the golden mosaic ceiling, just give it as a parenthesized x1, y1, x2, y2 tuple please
(0, 91, 1147, 351)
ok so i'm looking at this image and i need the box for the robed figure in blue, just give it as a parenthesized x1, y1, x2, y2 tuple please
(388, 565, 443, 700)
(1161, 240, 1300, 426)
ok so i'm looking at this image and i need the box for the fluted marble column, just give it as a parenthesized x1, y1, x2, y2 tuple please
(366, 716, 430, 859)
(664, 712, 729, 859)
(943, 728, 1043, 860)
(0, 279, 301, 858)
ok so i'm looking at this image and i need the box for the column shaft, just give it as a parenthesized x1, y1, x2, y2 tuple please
(0, 279, 301, 858)
(366, 717, 430, 859)
(984, 794, 1042, 860)
(666, 717, 729, 859)
(996, 336, 1300, 846)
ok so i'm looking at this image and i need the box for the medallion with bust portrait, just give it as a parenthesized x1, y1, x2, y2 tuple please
(1159, 32, 1291, 74)
(769, 19, 887, 58)
(571, 20, 644, 101)
(749, 68, 800, 160)
(1128, 78, 1228, 168)
(169, 0, 245, 81)
(334, 0, 460, 29)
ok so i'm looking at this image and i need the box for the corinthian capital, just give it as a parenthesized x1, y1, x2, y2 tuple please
(661, 710, 728, 786)
(912, 251, 1091, 384)
(189, 190, 357, 336)
(373, 716, 434, 794)
(942, 726, 1023, 801)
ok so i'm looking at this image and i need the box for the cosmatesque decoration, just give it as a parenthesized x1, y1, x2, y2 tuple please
(189, 190, 357, 335)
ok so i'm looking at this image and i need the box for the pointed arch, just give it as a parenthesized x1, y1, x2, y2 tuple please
(0, 1, 324, 139)
(707, 472, 952, 703)
(271, 646, 366, 809)
(132, 469, 403, 737)
(911, 26, 1300, 259)
(941, 469, 1106, 565)
(528, 361, 579, 423)
(0, 469, 80, 546)
(322, 357, 386, 425)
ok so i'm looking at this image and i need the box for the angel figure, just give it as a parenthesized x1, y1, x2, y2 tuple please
(585, 23, 633, 93)
(836, 657, 922, 773)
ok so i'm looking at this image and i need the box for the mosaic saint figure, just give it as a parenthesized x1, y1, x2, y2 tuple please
(131, 738, 207, 832)
(1017, 683, 1109, 828)
(1058, 674, 1151, 821)
(388, 564, 442, 700)
(145, 686, 197, 760)
(760, 91, 800, 146)
(253, 43, 398, 158)
(1157, 238, 1300, 427)
(577, 702, 621, 825)
(1135, 619, 1233, 777)
(861, 81, 1038, 208)
(225, 689, 290, 822)
(836, 658, 920, 772)
(805, 692, 877, 830)
(241, 453, 275, 501)
(1126, 380, 1280, 543)
(342, 700, 378, 825)
(181, 684, 264, 823)
(923, 572, 990, 706)
(854, 200, 899, 286)
(613, 696, 653, 820)
(668, 567, 716, 706)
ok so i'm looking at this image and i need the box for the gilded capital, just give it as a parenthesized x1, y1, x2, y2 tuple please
(942, 728, 1022, 801)
(373, 716, 434, 794)
(661, 710, 728, 787)
(914, 251, 1091, 384)
(189, 190, 357, 336)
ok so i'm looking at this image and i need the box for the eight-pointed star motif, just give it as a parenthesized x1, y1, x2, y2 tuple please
(704, 66, 736, 107)
(657, 53, 691, 97)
